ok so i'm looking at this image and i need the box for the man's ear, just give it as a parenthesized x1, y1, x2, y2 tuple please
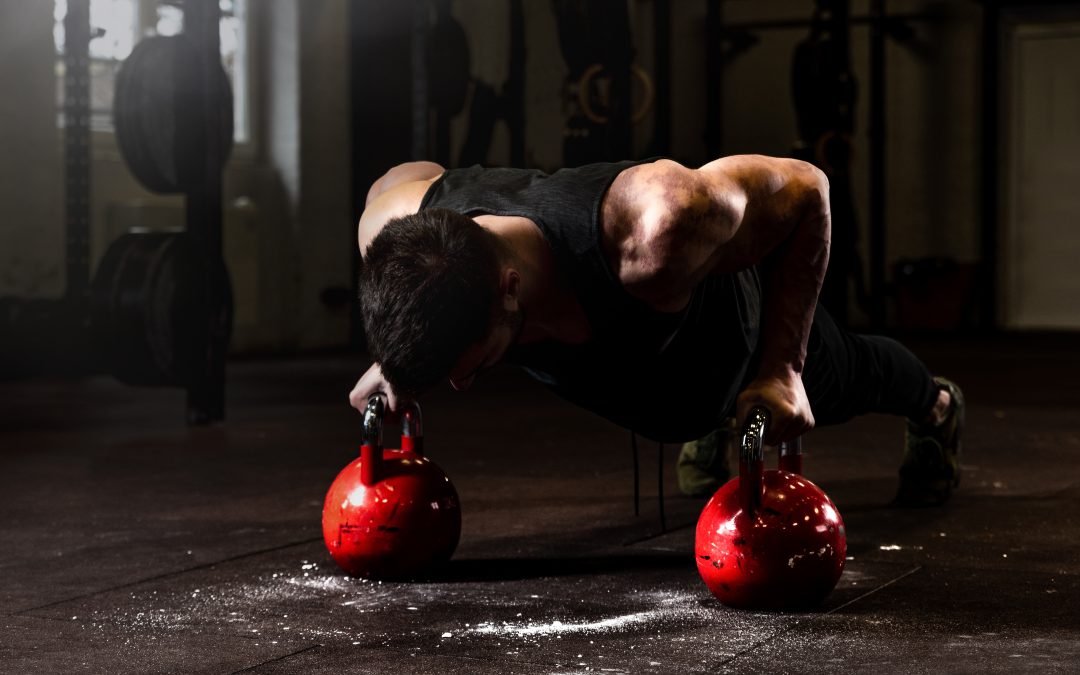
(500, 268, 521, 310)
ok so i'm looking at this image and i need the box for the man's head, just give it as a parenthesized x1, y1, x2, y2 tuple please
(360, 208, 518, 397)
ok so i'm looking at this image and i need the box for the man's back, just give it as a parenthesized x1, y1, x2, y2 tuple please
(412, 160, 761, 442)
(359, 156, 821, 311)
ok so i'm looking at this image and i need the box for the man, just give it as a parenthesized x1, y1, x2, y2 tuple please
(349, 156, 963, 506)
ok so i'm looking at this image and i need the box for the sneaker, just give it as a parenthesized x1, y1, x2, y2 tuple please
(894, 376, 965, 507)
(677, 418, 736, 497)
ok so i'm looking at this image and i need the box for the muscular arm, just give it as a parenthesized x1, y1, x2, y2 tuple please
(715, 157, 830, 442)
(351, 161, 444, 413)
(701, 155, 831, 395)
(608, 155, 831, 441)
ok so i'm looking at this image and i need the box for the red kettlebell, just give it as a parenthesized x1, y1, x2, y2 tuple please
(695, 407, 846, 609)
(322, 394, 461, 579)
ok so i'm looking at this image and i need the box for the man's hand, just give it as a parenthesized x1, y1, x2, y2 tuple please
(736, 369, 814, 445)
(349, 362, 407, 413)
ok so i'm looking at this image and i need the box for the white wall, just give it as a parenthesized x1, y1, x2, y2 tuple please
(1003, 20, 1080, 329)
(0, 1, 66, 298)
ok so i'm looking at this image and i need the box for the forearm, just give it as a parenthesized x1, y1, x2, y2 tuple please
(756, 187, 831, 380)
(688, 156, 829, 439)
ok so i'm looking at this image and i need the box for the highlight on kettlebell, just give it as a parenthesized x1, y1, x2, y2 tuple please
(322, 394, 462, 580)
(695, 407, 847, 610)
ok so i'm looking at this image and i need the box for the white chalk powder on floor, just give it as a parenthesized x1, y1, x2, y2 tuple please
(466, 591, 713, 637)
(472, 611, 657, 636)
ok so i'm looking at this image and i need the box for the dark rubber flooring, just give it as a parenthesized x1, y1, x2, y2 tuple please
(2, 334, 1079, 673)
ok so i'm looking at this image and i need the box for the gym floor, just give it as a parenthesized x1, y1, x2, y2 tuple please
(2, 334, 1078, 674)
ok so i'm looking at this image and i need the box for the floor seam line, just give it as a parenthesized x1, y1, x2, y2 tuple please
(230, 643, 321, 673)
(621, 520, 695, 546)
(823, 565, 923, 616)
(13, 536, 323, 616)
(325, 643, 589, 670)
(715, 565, 923, 668)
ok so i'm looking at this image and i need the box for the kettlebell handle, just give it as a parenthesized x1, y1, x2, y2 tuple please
(739, 406, 804, 514)
(740, 408, 770, 464)
(401, 401, 424, 455)
(361, 394, 386, 449)
(360, 393, 424, 485)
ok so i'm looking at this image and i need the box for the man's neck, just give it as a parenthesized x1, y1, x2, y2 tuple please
(478, 215, 590, 345)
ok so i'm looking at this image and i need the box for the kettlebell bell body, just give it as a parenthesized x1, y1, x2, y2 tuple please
(322, 396, 461, 579)
(695, 409, 846, 609)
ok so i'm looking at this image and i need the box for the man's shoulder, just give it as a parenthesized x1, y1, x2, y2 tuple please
(600, 159, 742, 312)
(367, 161, 445, 204)
(358, 177, 440, 255)
(602, 159, 711, 239)
(606, 158, 698, 210)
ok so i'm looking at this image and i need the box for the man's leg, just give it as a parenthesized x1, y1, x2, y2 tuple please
(678, 303, 965, 504)
(896, 376, 964, 505)
(677, 418, 737, 498)
(800, 304, 938, 424)
(800, 304, 965, 506)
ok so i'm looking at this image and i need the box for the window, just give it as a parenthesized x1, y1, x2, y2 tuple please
(54, 0, 249, 143)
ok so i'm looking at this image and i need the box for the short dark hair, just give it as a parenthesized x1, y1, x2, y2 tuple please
(360, 208, 503, 396)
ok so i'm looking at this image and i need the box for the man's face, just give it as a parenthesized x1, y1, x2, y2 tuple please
(447, 308, 523, 391)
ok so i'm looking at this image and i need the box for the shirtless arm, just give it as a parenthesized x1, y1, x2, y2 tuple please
(350, 161, 445, 413)
(709, 156, 831, 443)
(608, 156, 830, 442)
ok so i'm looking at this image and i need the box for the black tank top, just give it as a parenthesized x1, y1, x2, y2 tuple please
(421, 161, 760, 443)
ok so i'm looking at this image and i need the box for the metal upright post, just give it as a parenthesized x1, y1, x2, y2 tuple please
(185, 0, 228, 424)
(706, 0, 724, 158)
(653, 0, 671, 156)
(601, 0, 633, 160)
(868, 0, 887, 329)
(979, 1, 1000, 330)
(410, 0, 429, 162)
(63, 0, 91, 305)
(508, 0, 525, 166)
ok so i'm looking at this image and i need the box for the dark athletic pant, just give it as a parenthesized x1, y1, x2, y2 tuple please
(743, 303, 941, 427)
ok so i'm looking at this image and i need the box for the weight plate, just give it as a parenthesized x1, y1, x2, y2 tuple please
(114, 35, 234, 194)
(91, 231, 232, 386)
